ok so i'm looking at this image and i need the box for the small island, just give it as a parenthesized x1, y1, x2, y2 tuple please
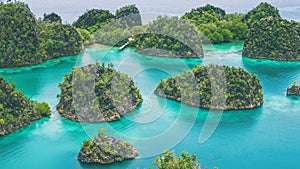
(56, 62, 142, 122)
(242, 3, 300, 61)
(155, 64, 263, 110)
(78, 128, 138, 164)
(287, 82, 300, 96)
(0, 77, 51, 136)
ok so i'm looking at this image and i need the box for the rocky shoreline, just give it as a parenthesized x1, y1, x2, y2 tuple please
(243, 55, 300, 61)
(287, 83, 300, 96)
(78, 129, 138, 164)
(155, 90, 263, 111)
(136, 49, 199, 58)
(0, 116, 44, 136)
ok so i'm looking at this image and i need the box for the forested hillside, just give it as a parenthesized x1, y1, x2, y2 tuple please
(0, 77, 51, 136)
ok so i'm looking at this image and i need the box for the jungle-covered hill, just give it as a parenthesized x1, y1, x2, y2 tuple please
(78, 128, 138, 164)
(242, 2, 300, 61)
(0, 77, 51, 136)
(155, 64, 263, 110)
(0, 2, 83, 68)
(56, 62, 142, 122)
(242, 16, 300, 61)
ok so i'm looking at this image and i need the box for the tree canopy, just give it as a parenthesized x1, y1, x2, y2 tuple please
(182, 4, 249, 43)
(0, 2, 45, 67)
(38, 23, 83, 58)
(155, 64, 263, 110)
(73, 9, 115, 33)
(43, 12, 62, 23)
(0, 2, 84, 68)
(78, 128, 138, 164)
(115, 4, 142, 27)
(0, 77, 51, 136)
(243, 2, 281, 27)
(57, 62, 142, 122)
(132, 16, 204, 57)
(242, 17, 300, 60)
(152, 151, 200, 169)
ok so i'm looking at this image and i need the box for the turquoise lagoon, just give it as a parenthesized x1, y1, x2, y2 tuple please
(1, 43, 300, 169)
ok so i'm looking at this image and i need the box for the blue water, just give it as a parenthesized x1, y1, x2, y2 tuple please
(1, 43, 300, 169)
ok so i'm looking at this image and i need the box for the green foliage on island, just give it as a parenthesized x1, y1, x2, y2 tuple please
(76, 28, 94, 45)
(93, 19, 132, 46)
(38, 22, 83, 58)
(0, 77, 51, 136)
(242, 16, 300, 60)
(0, 2, 44, 67)
(73, 9, 115, 33)
(0, 2, 83, 68)
(78, 128, 138, 164)
(155, 64, 263, 110)
(182, 4, 249, 43)
(115, 4, 142, 27)
(151, 151, 200, 169)
(287, 82, 300, 96)
(74, 4, 142, 46)
(57, 62, 142, 122)
(131, 16, 204, 57)
(42, 12, 62, 23)
(243, 2, 281, 27)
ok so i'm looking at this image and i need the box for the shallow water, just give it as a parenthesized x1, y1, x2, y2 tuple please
(1, 42, 300, 169)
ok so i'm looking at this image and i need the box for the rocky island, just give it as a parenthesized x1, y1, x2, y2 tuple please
(78, 128, 138, 164)
(0, 2, 83, 68)
(155, 64, 263, 110)
(242, 3, 300, 61)
(0, 77, 51, 136)
(56, 62, 142, 122)
(287, 82, 300, 96)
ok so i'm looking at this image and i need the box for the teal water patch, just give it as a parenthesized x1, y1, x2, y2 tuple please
(1, 43, 300, 169)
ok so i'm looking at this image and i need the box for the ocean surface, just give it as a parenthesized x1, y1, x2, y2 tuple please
(1, 42, 300, 169)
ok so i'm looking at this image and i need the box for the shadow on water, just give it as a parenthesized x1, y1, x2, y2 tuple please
(79, 160, 136, 169)
(287, 95, 300, 101)
(242, 57, 300, 94)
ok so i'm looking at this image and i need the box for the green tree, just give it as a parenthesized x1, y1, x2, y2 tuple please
(152, 151, 200, 169)
(43, 12, 62, 23)
(243, 2, 280, 27)
(243, 17, 300, 60)
(115, 4, 142, 27)
(209, 32, 224, 44)
(0, 76, 51, 136)
(73, 9, 114, 32)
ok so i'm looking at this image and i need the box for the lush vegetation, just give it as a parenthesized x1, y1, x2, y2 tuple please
(182, 4, 249, 43)
(57, 62, 142, 122)
(150, 151, 200, 169)
(38, 22, 83, 58)
(93, 19, 132, 46)
(115, 4, 142, 27)
(72, 9, 114, 33)
(131, 16, 204, 57)
(42, 12, 62, 23)
(287, 82, 300, 96)
(155, 64, 263, 110)
(0, 2, 83, 68)
(243, 2, 281, 27)
(0, 2, 44, 67)
(242, 16, 300, 60)
(78, 128, 138, 164)
(0, 77, 51, 136)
